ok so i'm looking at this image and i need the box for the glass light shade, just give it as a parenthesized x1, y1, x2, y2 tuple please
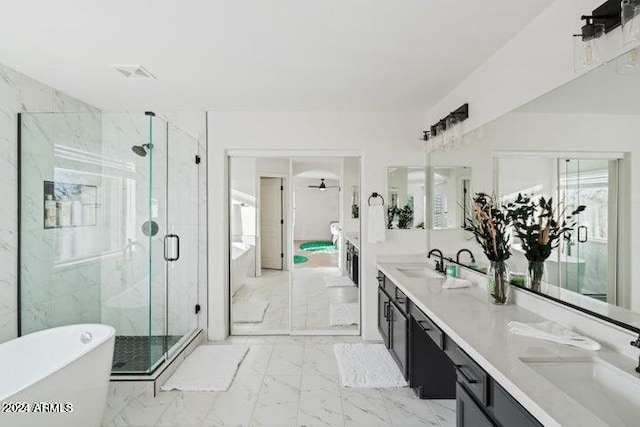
(573, 25, 605, 74)
(616, 47, 640, 74)
(622, 0, 640, 46)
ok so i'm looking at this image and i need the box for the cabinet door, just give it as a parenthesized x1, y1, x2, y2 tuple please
(389, 302, 408, 378)
(457, 383, 495, 427)
(378, 287, 390, 347)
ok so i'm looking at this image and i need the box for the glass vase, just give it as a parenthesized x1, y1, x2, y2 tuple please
(486, 261, 511, 305)
(527, 261, 545, 293)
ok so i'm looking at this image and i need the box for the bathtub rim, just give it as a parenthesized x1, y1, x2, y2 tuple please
(0, 323, 115, 402)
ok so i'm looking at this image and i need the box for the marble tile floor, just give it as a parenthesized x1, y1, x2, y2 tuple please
(231, 266, 359, 333)
(232, 269, 291, 333)
(102, 336, 456, 427)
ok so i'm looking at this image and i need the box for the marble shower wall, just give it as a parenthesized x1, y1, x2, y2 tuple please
(0, 63, 100, 343)
(20, 112, 104, 334)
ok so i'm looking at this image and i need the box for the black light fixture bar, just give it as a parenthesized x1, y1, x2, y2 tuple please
(580, 0, 622, 35)
(422, 103, 469, 141)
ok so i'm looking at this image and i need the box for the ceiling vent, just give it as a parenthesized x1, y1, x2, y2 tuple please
(110, 64, 157, 79)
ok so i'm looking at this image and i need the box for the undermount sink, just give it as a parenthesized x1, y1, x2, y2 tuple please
(521, 357, 640, 426)
(397, 267, 442, 279)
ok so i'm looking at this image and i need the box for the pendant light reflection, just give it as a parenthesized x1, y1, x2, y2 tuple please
(622, 0, 640, 46)
(616, 47, 640, 74)
(573, 17, 605, 74)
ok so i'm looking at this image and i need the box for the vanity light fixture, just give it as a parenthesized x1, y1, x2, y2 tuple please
(573, 0, 622, 74)
(422, 103, 469, 153)
(573, 16, 606, 73)
(616, 46, 640, 73)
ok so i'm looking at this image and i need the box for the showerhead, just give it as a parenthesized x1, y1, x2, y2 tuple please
(131, 143, 153, 157)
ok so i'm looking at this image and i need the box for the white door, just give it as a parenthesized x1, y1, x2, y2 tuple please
(260, 177, 283, 270)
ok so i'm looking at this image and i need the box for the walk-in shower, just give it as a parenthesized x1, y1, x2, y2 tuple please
(18, 111, 201, 374)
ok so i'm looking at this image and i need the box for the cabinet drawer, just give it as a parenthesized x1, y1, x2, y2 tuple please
(448, 344, 489, 406)
(376, 271, 388, 292)
(409, 304, 444, 349)
(394, 287, 408, 314)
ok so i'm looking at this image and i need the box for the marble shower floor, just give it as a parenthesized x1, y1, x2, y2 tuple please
(102, 335, 456, 427)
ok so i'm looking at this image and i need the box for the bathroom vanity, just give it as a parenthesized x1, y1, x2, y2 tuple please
(376, 261, 638, 427)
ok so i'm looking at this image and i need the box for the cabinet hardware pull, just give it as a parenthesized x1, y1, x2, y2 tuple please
(384, 301, 390, 320)
(417, 320, 430, 331)
(456, 365, 478, 384)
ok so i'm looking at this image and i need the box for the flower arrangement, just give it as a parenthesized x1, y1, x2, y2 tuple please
(505, 193, 585, 291)
(464, 193, 512, 262)
(464, 193, 512, 304)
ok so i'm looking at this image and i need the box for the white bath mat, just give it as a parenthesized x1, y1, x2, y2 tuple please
(161, 345, 249, 391)
(330, 303, 359, 326)
(324, 276, 356, 287)
(334, 343, 408, 388)
(233, 300, 269, 323)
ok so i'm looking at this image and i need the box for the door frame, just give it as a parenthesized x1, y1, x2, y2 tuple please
(256, 174, 289, 275)
(227, 149, 363, 337)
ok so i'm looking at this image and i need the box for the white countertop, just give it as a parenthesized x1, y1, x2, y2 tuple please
(377, 261, 639, 427)
(344, 233, 360, 251)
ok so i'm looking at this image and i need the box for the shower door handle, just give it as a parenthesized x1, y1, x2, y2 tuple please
(164, 234, 180, 261)
(577, 225, 588, 243)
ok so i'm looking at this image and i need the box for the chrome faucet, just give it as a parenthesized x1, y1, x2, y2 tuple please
(456, 248, 476, 265)
(428, 249, 445, 274)
(631, 334, 640, 373)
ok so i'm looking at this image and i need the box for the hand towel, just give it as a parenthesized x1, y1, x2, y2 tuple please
(367, 203, 386, 243)
(507, 321, 601, 350)
(442, 277, 472, 289)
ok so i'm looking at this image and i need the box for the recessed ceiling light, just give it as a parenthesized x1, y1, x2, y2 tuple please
(110, 64, 157, 79)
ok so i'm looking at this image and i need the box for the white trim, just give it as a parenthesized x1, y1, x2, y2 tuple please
(227, 148, 363, 158)
(494, 150, 625, 159)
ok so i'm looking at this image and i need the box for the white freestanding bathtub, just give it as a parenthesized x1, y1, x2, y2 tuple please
(231, 242, 255, 295)
(0, 324, 115, 427)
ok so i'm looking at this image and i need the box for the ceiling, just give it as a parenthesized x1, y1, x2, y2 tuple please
(0, 0, 553, 111)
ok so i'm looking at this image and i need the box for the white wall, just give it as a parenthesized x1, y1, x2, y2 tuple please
(207, 112, 428, 340)
(425, 0, 616, 133)
(293, 177, 340, 241)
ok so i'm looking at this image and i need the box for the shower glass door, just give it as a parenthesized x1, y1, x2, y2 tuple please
(165, 122, 200, 359)
(559, 158, 617, 303)
(19, 112, 200, 375)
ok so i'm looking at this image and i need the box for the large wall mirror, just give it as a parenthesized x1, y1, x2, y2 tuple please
(430, 166, 471, 230)
(229, 155, 361, 335)
(387, 166, 426, 229)
(428, 48, 640, 330)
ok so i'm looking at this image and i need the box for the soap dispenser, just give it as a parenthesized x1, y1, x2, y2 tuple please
(44, 195, 56, 228)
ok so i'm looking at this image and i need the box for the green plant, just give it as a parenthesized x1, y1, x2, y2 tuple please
(463, 193, 512, 262)
(397, 204, 414, 229)
(416, 221, 425, 229)
(505, 194, 585, 262)
(387, 205, 398, 229)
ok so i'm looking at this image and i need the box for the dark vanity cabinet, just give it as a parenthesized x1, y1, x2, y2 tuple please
(346, 241, 359, 285)
(447, 337, 542, 427)
(409, 303, 456, 399)
(377, 284, 390, 346)
(377, 272, 408, 379)
(377, 270, 543, 427)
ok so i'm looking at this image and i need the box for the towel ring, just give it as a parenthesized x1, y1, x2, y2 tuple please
(368, 192, 385, 206)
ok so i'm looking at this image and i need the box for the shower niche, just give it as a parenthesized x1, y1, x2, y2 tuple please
(19, 112, 202, 375)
